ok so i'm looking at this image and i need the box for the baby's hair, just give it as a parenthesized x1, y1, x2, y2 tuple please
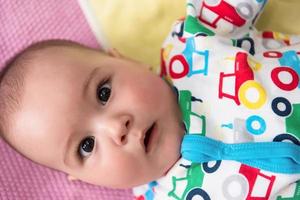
(0, 48, 27, 140)
(0, 39, 98, 141)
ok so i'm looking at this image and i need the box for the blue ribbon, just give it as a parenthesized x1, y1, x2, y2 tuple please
(181, 135, 300, 174)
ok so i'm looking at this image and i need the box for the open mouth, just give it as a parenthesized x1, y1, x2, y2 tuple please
(144, 122, 155, 153)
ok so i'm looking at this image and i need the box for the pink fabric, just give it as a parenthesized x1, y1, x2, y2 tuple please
(0, 140, 133, 199)
(0, 0, 133, 199)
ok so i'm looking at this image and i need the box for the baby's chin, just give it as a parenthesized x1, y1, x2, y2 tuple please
(159, 129, 184, 177)
(137, 161, 180, 187)
(164, 157, 180, 177)
(107, 156, 181, 189)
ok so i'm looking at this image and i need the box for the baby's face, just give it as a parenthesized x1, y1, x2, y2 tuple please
(9, 46, 184, 188)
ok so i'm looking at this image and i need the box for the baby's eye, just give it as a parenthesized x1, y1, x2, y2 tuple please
(97, 82, 111, 105)
(79, 136, 95, 158)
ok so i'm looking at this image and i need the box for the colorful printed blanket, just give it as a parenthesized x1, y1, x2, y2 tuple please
(134, 0, 300, 199)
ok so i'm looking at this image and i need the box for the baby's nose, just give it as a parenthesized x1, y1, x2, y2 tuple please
(109, 115, 132, 146)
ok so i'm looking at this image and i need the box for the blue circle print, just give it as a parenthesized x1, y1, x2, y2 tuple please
(246, 115, 266, 135)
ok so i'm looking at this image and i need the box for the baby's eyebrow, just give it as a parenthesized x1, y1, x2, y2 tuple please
(82, 67, 101, 97)
(63, 67, 101, 167)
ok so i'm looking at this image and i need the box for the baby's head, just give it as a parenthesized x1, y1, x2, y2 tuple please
(0, 40, 184, 188)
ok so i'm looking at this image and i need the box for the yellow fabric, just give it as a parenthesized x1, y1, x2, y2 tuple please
(89, 0, 185, 68)
(89, 0, 300, 68)
(256, 0, 300, 35)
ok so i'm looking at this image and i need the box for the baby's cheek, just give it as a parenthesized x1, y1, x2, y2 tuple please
(144, 77, 171, 104)
(104, 151, 147, 186)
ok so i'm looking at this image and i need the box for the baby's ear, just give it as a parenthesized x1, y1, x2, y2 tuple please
(67, 174, 78, 181)
(107, 48, 123, 58)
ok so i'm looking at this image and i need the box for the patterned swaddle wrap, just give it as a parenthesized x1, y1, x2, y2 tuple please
(134, 0, 300, 199)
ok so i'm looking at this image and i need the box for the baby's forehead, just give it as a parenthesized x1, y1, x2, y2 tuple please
(22, 41, 97, 70)
(1, 40, 105, 168)
(7, 47, 91, 152)
(22, 46, 89, 79)
(27, 45, 81, 63)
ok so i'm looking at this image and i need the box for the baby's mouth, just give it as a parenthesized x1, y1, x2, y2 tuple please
(144, 122, 156, 153)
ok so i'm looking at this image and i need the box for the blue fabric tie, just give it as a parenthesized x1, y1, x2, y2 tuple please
(181, 134, 300, 174)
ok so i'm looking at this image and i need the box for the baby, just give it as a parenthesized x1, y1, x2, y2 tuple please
(1, 0, 300, 199)
(0, 40, 185, 189)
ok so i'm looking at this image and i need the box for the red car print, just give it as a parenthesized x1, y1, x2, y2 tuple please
(199, 0, 253, 30)
(240, 164, 276, 200)
(219, 52, 266, 109)
(222, 165, 275, 200)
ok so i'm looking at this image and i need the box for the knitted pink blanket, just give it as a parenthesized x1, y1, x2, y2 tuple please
(0, 0, 133, 199)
